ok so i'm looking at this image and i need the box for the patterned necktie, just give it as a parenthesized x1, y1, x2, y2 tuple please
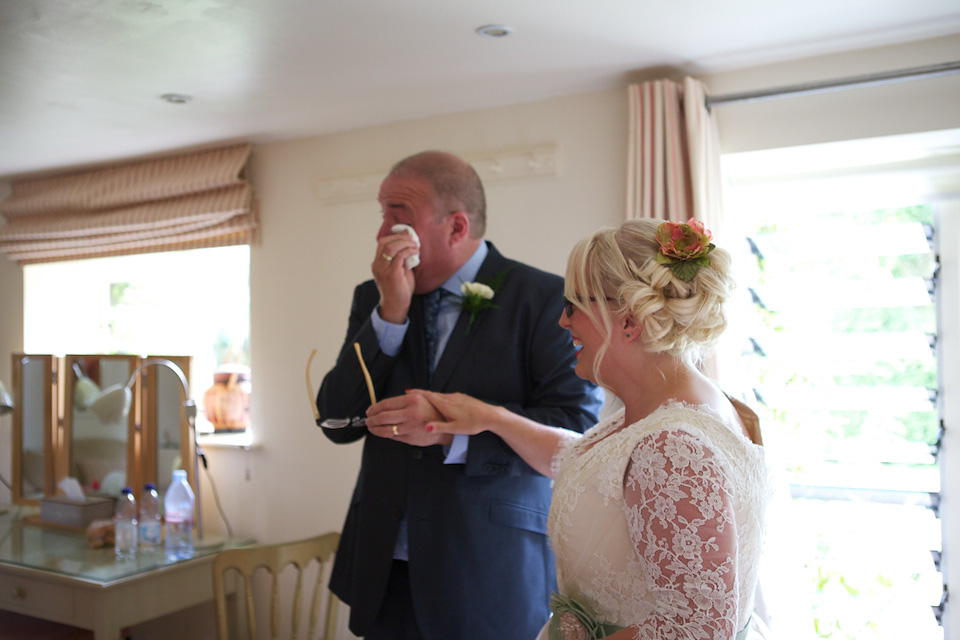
(423, 289, 444, 377)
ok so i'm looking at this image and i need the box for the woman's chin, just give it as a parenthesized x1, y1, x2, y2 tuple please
(573, 360, 597, 385)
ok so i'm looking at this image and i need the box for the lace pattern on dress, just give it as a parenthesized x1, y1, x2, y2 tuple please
(548, 402, 771, 640)
(551, 429, 583, 478)
(624, 428, 737, 639)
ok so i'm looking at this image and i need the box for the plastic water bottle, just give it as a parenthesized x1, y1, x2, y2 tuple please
(115, 487, 138, 559)
(164, 469, 195, 561)
(139, 482, 163, 552)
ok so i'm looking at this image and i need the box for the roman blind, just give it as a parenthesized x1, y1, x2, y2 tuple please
(0, 143, 256, 265)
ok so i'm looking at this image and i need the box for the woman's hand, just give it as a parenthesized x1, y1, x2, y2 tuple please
(409, 388, 576, 479)
(406, 389, 500, 436)
(365, 392, 451, 446)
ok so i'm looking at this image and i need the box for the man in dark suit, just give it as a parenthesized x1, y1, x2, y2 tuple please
(317, 150, 602, 640)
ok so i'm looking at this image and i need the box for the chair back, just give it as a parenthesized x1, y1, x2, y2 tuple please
(213, 532, 340, 640)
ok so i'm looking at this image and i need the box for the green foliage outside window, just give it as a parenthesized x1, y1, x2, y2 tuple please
(747, 203, 941, 638)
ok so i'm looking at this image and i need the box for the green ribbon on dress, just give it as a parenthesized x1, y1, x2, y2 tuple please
(548, 593, 623, 640)
(548, 592, 753, 640)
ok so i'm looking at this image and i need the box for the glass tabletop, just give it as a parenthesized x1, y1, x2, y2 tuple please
(0, 505, 250, 585)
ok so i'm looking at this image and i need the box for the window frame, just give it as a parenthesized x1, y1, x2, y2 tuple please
(720, 130, 960, 637)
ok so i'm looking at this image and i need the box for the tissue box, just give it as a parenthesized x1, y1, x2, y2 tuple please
(41, 496, 115, 528)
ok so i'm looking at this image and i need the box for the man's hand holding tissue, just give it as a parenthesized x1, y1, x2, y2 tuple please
(372, 223, 420, 324)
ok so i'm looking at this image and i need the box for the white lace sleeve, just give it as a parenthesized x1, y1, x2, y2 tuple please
(551, 430, 581, 478)
(622, 428, 739, 639)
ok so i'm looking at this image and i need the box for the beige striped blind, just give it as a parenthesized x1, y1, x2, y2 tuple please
(0, 143, 257, 264)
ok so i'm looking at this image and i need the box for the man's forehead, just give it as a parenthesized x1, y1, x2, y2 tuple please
(379, 173, 432, 200)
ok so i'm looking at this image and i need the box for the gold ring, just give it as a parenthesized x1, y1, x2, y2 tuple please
(382, 253, 393, 262)
(392, 425, 399, 436)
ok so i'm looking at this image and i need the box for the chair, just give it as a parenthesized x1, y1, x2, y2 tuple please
(213, 532, 340, 640)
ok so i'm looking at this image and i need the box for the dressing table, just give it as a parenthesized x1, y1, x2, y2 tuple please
(0, 506, 251, 640)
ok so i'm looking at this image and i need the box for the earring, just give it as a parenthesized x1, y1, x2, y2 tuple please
(625, 333, 631, 338)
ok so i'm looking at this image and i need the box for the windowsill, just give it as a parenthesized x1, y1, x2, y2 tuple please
(196, 429, 257, 450)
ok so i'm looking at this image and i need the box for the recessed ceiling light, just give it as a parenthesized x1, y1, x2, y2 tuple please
(160, 93, 192, 105)
(475, 24, 513, 38)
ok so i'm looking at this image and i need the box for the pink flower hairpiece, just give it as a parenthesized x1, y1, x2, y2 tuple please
(655, 218, 715, 282)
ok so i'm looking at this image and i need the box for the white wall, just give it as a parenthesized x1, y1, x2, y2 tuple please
(1, 33, 959, 639)
(706, 34, 960, 152)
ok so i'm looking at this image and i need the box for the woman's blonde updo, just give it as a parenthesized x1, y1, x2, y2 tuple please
(564, 218, 734, 368)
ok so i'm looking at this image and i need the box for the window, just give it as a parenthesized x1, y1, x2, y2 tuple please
(722, 131, 959, 639)
(22, 245, 250, 434)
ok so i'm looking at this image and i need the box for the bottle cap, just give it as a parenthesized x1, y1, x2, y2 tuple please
(144, 482, 156, 490)
(173, 469, 187, 481)
(121, 487, 132, 494)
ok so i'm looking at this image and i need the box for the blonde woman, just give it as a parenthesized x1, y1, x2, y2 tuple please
(403, 218, 772, 639)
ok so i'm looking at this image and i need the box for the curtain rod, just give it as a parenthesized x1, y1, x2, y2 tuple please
(705, 60, 960, 109)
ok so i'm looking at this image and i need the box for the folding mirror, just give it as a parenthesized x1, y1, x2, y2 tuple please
(10, 354, 194, 504)
(10, 354, 57, 504)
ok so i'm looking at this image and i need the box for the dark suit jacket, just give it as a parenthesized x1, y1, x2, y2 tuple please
(317, 242, 601, 640)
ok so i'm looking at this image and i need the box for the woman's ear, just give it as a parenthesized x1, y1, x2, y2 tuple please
(622, 315, 641, 342)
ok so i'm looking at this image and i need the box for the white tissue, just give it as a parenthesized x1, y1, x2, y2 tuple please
(391, 224, 421, 269)
(58, 476, 87, 501)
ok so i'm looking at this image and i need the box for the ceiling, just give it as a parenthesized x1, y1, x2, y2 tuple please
(2, 0, 959, 180)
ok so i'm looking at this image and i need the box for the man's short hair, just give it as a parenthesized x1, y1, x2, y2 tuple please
(390, 151, 487, 237)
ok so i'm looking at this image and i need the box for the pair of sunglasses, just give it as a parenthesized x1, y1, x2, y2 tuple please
(563, 296, 614, 317)
(307, 343, 377, 428)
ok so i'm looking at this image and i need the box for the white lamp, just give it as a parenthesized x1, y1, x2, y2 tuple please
(88, 381, 133, 425)
(89, 358, 204, 539)
(71, 362, 101, 410)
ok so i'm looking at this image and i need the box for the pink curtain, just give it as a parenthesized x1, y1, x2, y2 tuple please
(626, 77, 723, 235)
(626, 77, 728, 380)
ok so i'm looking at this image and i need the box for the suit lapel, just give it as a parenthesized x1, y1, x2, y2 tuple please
(430, 243, 510, 390)
(430, 306, 474, 390)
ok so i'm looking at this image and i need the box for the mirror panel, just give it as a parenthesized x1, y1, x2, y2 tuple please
(9, 354, 194, 504)
(11, 354, 56, 503)
(62, 354, 138, 498)
(140, 356, 192, 499)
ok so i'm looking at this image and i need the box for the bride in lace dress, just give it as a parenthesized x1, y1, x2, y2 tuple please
(413, 218, 772, 639)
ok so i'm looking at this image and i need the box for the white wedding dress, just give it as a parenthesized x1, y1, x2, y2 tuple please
(539, 402, 773, 640)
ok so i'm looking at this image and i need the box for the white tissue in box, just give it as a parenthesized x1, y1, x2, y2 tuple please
(41, 496, 115, 528)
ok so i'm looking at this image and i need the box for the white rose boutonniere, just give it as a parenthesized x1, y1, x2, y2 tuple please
(455, 268, 512, 334)
(457, 281, 496, 334)
(461, 281, 495, 300)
